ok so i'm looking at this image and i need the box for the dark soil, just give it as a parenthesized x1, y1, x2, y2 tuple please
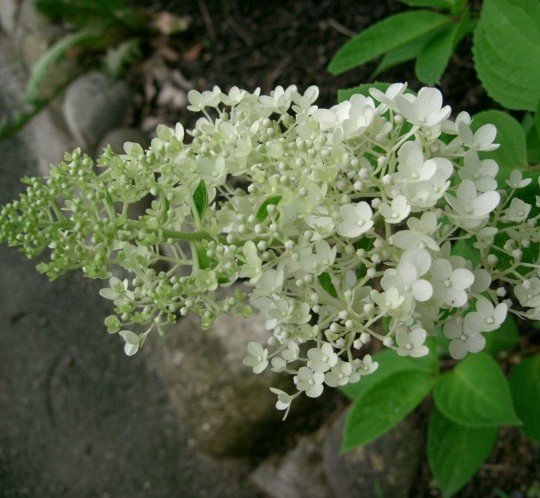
(139, 1, 539, 497)
(136, 0, 495, 129)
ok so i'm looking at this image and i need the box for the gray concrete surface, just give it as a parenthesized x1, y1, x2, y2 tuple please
(0, 51, 264, 498)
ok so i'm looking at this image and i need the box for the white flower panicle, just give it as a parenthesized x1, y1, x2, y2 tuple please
(3, 82, 539, 415)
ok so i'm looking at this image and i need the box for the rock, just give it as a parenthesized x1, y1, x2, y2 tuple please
(0, 46, 73, 175)
(323, 409, 422, 498)
(96, 127, 150, 156)
(251, 433, 334, 498)
(0, 0, 18, 35)
(0, 47, 265, 498)
(14, 0, 64, 67)
(63, 72, 132, 150)
(146, 301, 292, 457)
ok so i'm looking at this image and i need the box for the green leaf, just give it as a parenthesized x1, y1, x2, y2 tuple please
(256, 195, 282, 222)
(428, 408, 498, 498)
(25, 29, 97, 103)
(450, 0, 470, 14)
(328, 11, 450, 75)
(192, 180, 208, 220)
(373, 32, 434, 78)
(415, 9, 473, 83)
(340, 346, 437, 400)
(484, 315, 520, 357)
(195, 245, 215, 270)
(341, 370, 434, 451)
(471, 110, 527, 181)
(399, 0, 452, 8)
(415, 23, 458, 84)
(508, 354, 540, 443)
(338, 83, 417, 104)
(337, 82, 391, 103)
(536, 100, 540, 140)
(433, 352, 522, 427)
(473, 0, 540, 110)
(317, 272, 338, 299)
(523, 113, 540, 164)
(451, 238, 480, 267)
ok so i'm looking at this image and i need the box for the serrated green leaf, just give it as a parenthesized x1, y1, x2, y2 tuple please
(415, 23, 458, 84)
(428, 407, 498, 498)
(508, 354, 540, 443)
(342, 370, 434, 451)
(471, 110, 527, 181)
(317, 272, 338, 299)
(192, 180, 208, 220)
(328, 11, 450, 75)
(434, 352, 522, 427)
(484, 315, 520, 357)
(255, 195, 282, 222)
(399, 0, 452, 8)
(473, 0, 540, 110)
(340, 346, 437, 400)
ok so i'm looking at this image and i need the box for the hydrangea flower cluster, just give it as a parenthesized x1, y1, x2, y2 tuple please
(1, 83, 539, 415)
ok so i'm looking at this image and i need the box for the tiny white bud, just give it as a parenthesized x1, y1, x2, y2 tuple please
(382, 174, 392, 185)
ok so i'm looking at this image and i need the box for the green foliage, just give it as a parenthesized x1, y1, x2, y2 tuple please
(317, 272, 338, 299)
(36, 0, 145, 30)
(399, 0, 453, 8)
(341, 369, 435, 451)
(483, 316, 520, 356)
(25, 29, 97, 104)
(328, 11, 451, 75)
(471, 110, 528, 179)
(523, 112, 540, 165)
(193, 180, 209, 220)
(414, 22, 458, 85)
(508, 354, 540, 443)
(428, 407, 498, 498)
(340, 345, 438, 400)
(256, 195, 282, 222)
(473, 0, 540, 111)
(329, 0, 540, 111)
(433, 353, 521, 427)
